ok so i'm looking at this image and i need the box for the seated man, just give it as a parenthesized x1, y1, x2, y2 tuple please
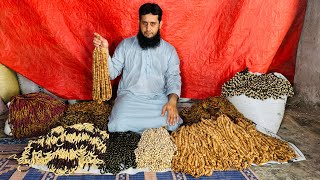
(93, 3, 182, 133)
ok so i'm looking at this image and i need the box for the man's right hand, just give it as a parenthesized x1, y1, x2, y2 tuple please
(93, 32, 109, 48)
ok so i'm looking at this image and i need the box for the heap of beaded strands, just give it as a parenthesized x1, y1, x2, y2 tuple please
(8, 93, 66, 139)
(92, 35, 112, 103)
(221, 68, 294, 100)
(175, 97, 296, 177)
(13, 123, 109, 175)
(171, 115, 296, 178)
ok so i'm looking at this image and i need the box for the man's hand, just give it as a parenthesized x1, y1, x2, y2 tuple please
(93, 32, 109, 48)
(161, 94, 179, 126)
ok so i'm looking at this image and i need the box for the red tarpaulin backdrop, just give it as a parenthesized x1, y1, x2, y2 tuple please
(0, 0, 307, 100)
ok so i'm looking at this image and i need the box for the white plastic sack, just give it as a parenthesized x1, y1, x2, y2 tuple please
(17, 73, 41, 94)
(4, 118, 12, 136)
(68, 100, 78, 104)
(227, 72, 288, 134)
(43, 88, 67, 103)
(17, 73, 67, 103)
(227, 94, 287, 134)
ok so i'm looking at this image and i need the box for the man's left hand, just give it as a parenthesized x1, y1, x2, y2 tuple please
(161, 94, 179, 126)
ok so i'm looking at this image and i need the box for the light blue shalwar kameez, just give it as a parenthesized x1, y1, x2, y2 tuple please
(107, 36, 182, 133)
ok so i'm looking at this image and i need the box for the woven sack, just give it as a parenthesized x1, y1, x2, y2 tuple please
(8, 92, 67, 138)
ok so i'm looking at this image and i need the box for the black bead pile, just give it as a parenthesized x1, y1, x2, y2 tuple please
(99, 132, 141, 174)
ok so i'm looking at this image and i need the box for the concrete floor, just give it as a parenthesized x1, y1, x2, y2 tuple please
(0, 98, 319, 180)
(251, 100, 320, 180)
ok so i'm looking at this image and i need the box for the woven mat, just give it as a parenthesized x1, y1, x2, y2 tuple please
(0, 138, 259, 180)
(0, 160, 258, 180)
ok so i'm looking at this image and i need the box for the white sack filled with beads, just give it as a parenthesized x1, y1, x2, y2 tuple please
(222, 70, 294, 134)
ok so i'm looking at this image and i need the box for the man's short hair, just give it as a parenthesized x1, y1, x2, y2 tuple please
(139, 3, 162, 22)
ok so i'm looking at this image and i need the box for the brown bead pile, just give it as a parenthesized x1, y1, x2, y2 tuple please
(179, 96, 252, 125)
(171, 115, 296, 178)
(59, 101, 113, 131)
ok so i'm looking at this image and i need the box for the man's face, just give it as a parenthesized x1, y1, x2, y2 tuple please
(139, 13, 162, 38)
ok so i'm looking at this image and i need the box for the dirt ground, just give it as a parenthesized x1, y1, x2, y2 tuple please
(0, 98, 319, 180)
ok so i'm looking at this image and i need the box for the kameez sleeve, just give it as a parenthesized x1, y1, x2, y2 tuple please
(165, 48, 182, 97)
(108, 40, 126, 80)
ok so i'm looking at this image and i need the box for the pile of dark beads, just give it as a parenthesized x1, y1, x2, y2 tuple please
(99, 132, 141, 174)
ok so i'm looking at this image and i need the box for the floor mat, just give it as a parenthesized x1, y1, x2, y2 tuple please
(0, 139, 259, 180)
(0, 158, 259, 180)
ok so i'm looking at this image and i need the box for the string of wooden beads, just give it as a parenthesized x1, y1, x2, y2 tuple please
(92, 41, 112, 103)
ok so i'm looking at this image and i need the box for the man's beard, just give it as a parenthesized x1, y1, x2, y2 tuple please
(137, 30, 161, 49)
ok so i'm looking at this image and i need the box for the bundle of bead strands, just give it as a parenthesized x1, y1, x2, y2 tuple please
(13, 123, 109, 175)
(171, 114, 296, 178)
(59, 101, 113, 131)
(92, 41, 112, 103)
(8, 92, 66, 138)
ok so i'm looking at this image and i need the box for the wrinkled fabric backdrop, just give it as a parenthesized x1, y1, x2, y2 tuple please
(0, 0, 307, 100)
